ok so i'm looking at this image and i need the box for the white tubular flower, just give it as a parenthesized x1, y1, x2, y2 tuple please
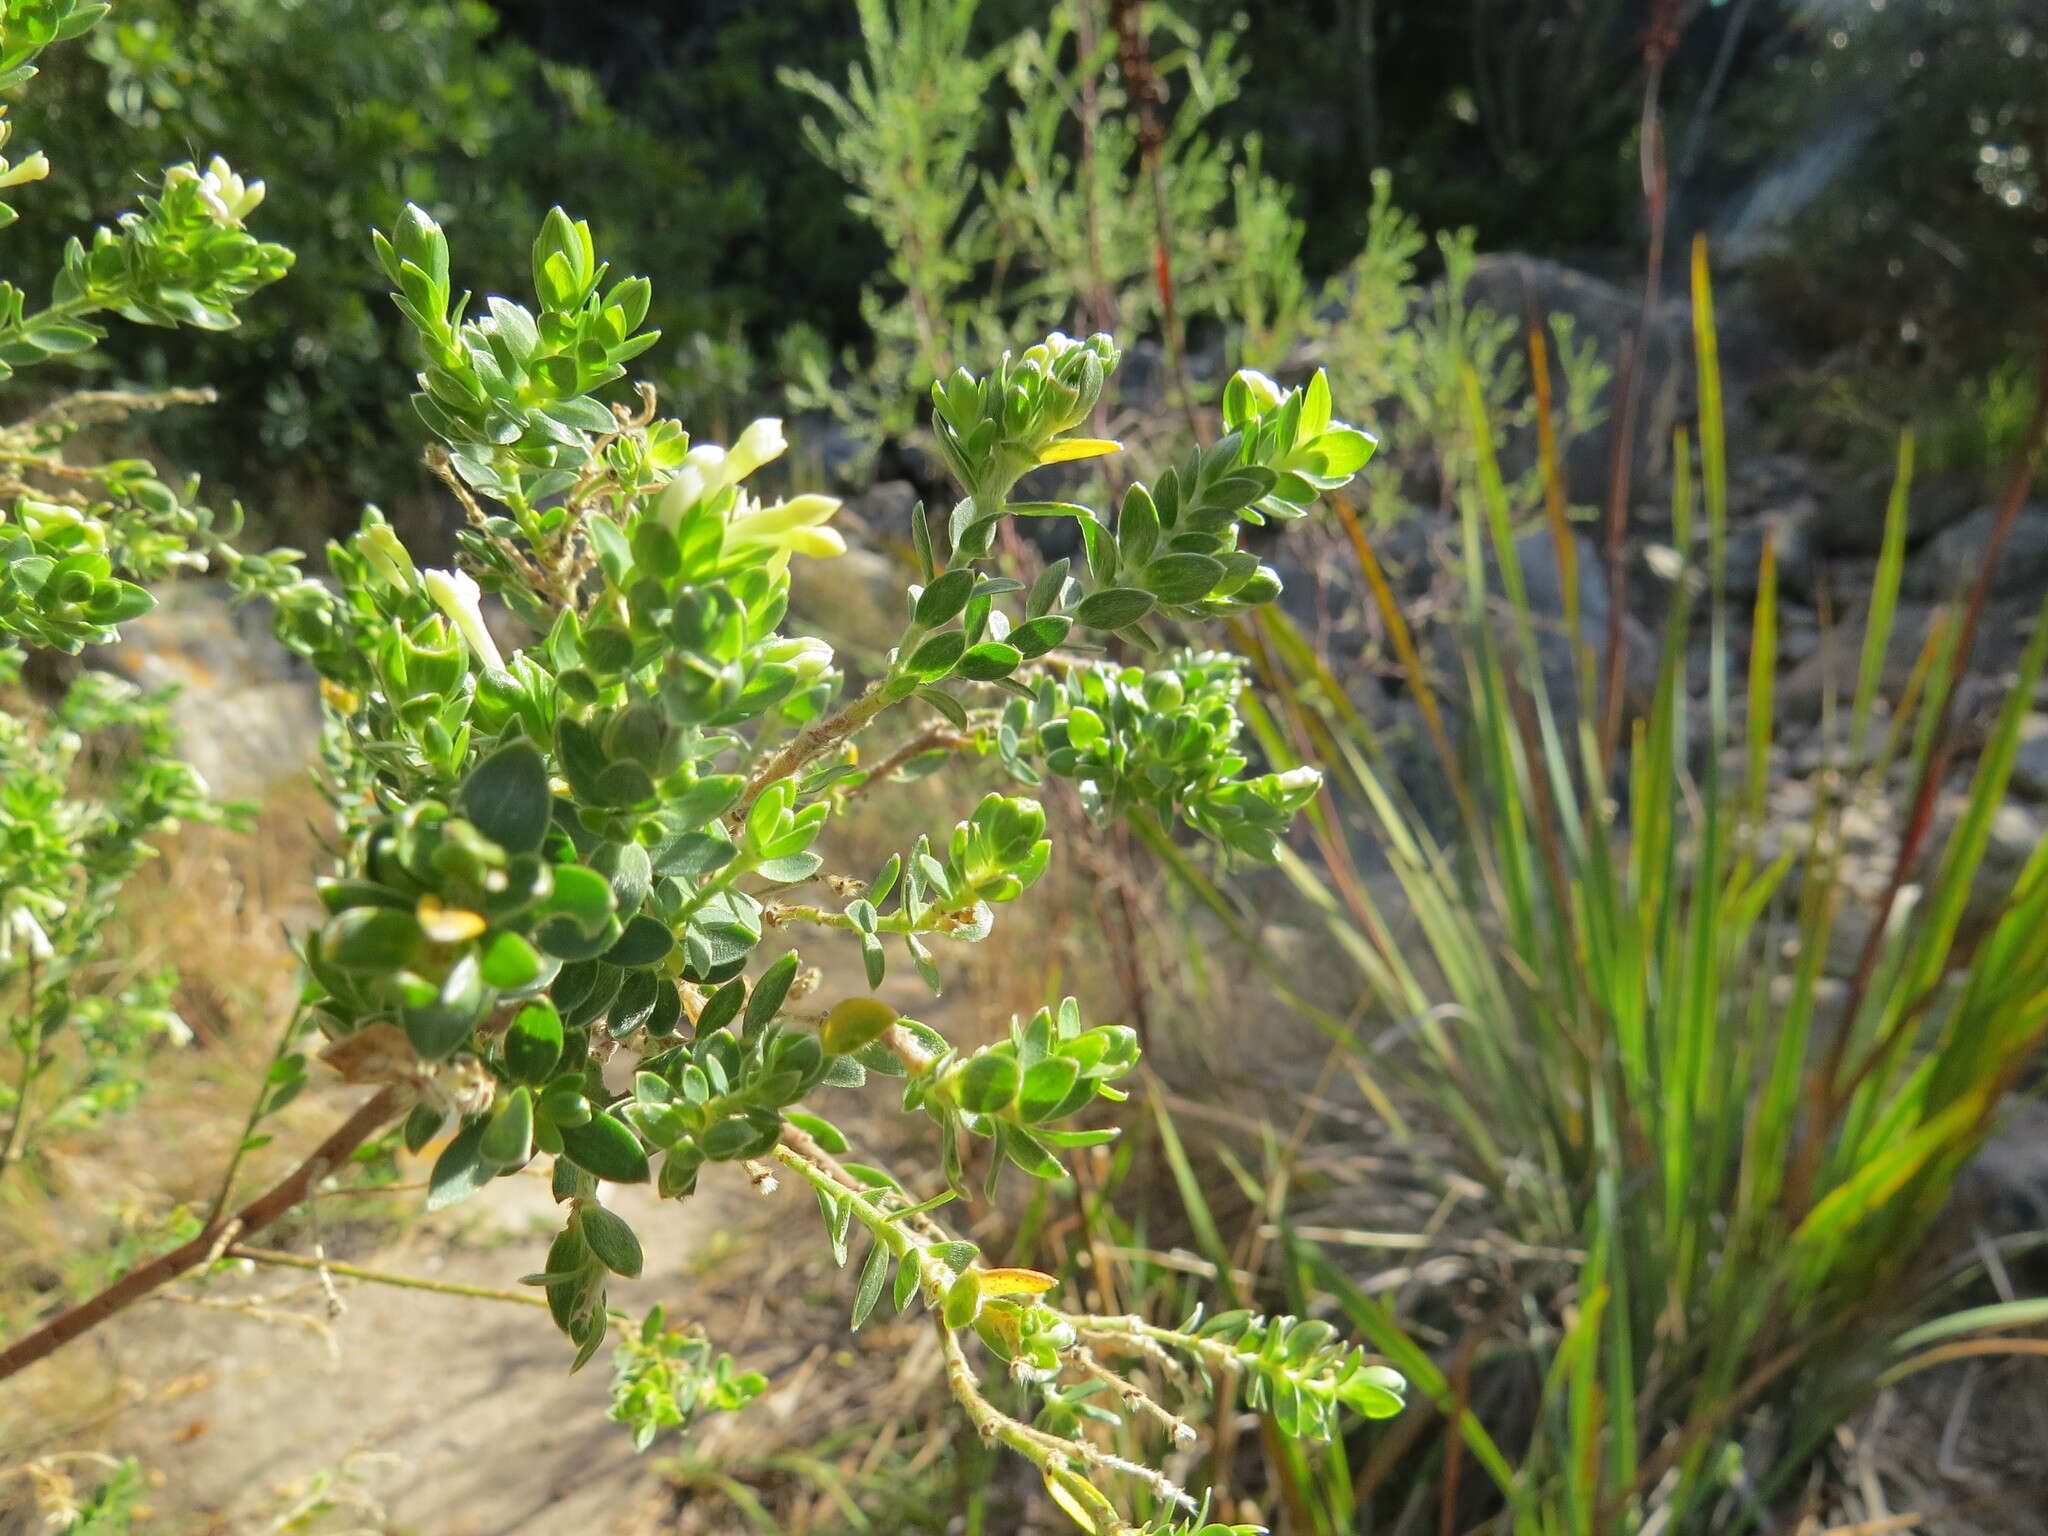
(1267, 765, 1325, 812)
(354, 520, 418, 591)
(681, 443, 728, 496)
(725, 493, 845, 567)
(422, 568, 504, 672)
(654, 462, 710, 528)
(0, 150, 50, 190)
(724, 417, 787, 483)
(204, 156, 265, 218)
(0, 907, 54, 964)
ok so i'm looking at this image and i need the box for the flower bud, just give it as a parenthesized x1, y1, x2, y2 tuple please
(725, 417, 788, 483)
(725, 493, 846, 565)
(757, 634, 835, 685)
(0, 150, 49, 190)
(354, 516, 418, 591)
(681, 443, 727, 496)
(1270, 765, 1323, 811)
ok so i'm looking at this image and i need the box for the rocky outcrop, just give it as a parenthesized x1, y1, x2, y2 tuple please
(92, 581, 323, 801)
(1459, 253, 1706, 510)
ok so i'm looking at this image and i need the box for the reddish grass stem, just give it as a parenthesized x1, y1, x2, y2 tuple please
(1597, 0, 1682, 769)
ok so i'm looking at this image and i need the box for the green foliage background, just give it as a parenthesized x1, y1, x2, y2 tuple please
(5, 0, 744, 518)
(4, 0, 2039, 524)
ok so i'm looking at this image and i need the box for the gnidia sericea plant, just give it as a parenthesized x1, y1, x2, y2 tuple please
(0, 6, 1401, 1529)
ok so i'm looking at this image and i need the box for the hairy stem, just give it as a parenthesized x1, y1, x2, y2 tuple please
(732, 680, 894, 825)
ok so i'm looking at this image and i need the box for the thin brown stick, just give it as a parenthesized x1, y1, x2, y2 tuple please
(226, 1244, 548, 1310)
(1598, 0, 1682, 769)
(0, 1085, 406, 1382)
(842, 726, 970, 804)
(1109, 0, 1205, 448)
(1817, 1484, 2048, 1536)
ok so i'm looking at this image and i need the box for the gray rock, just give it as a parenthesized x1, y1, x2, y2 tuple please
(1810, 467, 1979, 557)
(1901, 501, 2048, 603)
(1503, 528, 1660, 720)
(1775, 597, 2031, 728)
(1456, 254, 1706, 509)
(1959, 1096, 2048, 1238)
(1728, 452, 1821, 519)
(790, 413, 877, 494)
(92, 580, 322, 799)
(2012, 718, 2048, 801)
(842, 477, 920, 544)
(1724, 501, 1817, 601)
(1988, 802, 2044, 879)
(1109, 339, 1171, 425)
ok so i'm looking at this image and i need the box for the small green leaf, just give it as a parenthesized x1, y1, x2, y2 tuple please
(914, 567, 975, 628)
(603, 914, 674, 969)
(1143, 552, 1225, 605)
(427, 1117, 494, 1210)
(460, 740, 553, 853)
(543, 864, 616, 934)
(1337, 1364, 1408, 1419)
(903, 630, 966, 680)
(702, 1115, 769, 1161)
(957, 642, 1021, 682)
(540, 1077, 593, 1127)
(1009, 615, 1071, 658)
(560, 1111, 650, 1184)
(952, 1052, 1021, 1115)
(480, 1086, 535, 1169)
(821, 997, 897, 1054)
(915, 686, 969, 728)
(851, 1240, 891, 1330)
(942, 1270, 980, 1329)
(479, 929, 544, 989)
(579, 1203, 644, 1278)
(320, 907, 423, 972)
(1073, 588, 1155, 631)
(1017, 1055, 1081, 1121)
(910, 500, 935, 582)
(696, 976, 746, 1035)
(505, 1002, 564, 1083)
(746, 951, 800, 1032)
(784, 1111, 849, 1153)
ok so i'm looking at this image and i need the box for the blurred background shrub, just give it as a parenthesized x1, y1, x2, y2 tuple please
(1, 0, 2037, 538)
(4, 0, 743, 533)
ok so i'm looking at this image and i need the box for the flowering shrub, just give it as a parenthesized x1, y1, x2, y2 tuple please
(0, 7, 1403, 1529)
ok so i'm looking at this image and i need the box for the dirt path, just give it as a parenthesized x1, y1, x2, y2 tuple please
(100, 1171, 754, 1535)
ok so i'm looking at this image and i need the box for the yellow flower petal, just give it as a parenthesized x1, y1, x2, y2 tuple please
(417, 893, 487, 945)
(1035, 437, 1123, 466)
(975, 1267, 1059, 1297)
(779, 527, 845, 559)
